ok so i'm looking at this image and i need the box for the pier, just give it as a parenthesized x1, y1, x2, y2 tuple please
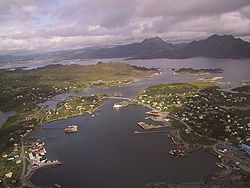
(34, 160, 62, 169)
(105, 96, 132, 101)
(134, 129, 173, 134)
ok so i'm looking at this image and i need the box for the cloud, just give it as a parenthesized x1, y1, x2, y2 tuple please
(0, 0, 250, 54)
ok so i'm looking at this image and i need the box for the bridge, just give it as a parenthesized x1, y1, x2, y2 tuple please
(104, 96, 132, 101)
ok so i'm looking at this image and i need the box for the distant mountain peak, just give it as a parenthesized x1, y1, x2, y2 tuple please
(140, 37, 175, 51)
(207, 34, 235, 40)
(181, 34, 250, 59)
(141, 36, 165, 44)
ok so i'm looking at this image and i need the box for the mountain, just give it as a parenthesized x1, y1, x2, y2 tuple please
(176, 34, 250, 59)
(63, 36, 175, 59)
(45, 34, 250, 60)
(1, 34, 250, 63)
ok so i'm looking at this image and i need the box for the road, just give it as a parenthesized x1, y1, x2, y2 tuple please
(20, 138, 33, 187)
(109, 97, 193, 132)
(167, 114, 192, 131)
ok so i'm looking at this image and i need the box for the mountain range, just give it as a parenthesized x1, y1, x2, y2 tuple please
(1, 34, 250, 63)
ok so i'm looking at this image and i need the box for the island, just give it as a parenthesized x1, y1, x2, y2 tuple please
(174, 68, 223, 75)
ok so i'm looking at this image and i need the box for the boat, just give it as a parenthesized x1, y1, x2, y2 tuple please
(146, 111, 160, 116)
(54, 184, 62, 188)
(169, 149, 186, 157)
(113, 103, 123, 108)
(65, 125, 78, 133)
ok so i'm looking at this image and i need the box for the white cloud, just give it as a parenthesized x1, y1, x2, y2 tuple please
(0, 0, 250, 54)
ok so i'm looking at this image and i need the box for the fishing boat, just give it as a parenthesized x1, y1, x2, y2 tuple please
(65, 125, 78, 133)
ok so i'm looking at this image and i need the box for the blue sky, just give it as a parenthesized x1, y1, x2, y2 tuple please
(0, 0, 250, 54)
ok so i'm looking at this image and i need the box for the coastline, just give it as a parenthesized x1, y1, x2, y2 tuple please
(42, 105, 102, 125)
(18, 70, 161, 187)
(5, 69, 248, 187)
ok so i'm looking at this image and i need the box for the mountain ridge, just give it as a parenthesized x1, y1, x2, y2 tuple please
(1, 34, 250, 63)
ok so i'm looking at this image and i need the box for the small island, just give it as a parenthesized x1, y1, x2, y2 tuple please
(174, 68, 223, 75)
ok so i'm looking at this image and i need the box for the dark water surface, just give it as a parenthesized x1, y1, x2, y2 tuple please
(0, 111, 16, 128)
(27, 58, 250, 187)
(31, 99, 219, 188)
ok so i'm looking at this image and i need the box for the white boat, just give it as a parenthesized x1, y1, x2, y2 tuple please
(65, 125, 78, 133)
(113, 104, 122, 108)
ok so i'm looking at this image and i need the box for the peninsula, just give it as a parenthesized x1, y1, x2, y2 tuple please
(136, 81, 250, 186)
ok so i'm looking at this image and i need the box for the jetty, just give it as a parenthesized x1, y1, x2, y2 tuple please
(134, 129, 172, 134)
(33, 160, 62, 169)
(138, 122, 165, 129)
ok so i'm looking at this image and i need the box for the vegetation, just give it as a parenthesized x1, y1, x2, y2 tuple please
(0, 62, 158, 151)
(0, 62, 157, 112)
(138, 81, 250, 144)
(45, 94, 105, 122)
(180, 131, 216, 145)
(174, 68, 223, 75)
(137, 81, 217, 112)
(232, 85, 250, 93)
(0, 158, 22, 186)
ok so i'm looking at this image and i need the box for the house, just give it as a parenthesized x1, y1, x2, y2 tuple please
(5, 172, 13, 178)
(7, 152, 19, 160)
(2, 153, 8, 158)
(29, 153, 35, 160)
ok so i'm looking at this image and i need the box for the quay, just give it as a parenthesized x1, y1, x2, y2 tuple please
(33, 160, 62, 169)
(138, 121, 167, 129)
(134, 129, 173, 134)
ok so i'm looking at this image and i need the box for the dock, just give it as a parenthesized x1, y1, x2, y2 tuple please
(134, 129, 172, 134)
(138, 122, 166, 129)
(33, 160, 62, 169)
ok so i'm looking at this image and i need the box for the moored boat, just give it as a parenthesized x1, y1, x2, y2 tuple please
(65, 125, 78, 133)
(146, 111, 160, 116)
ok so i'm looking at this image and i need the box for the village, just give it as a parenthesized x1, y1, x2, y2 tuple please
(135, 82, 250, 172)
(0, 63, 249, 187)
(0, 137, 61, 187)
(45, 94, 106, 122)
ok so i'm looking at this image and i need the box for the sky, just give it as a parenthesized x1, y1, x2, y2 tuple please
(0, 0, 250, 54)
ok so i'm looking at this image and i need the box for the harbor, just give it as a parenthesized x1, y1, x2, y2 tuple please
(1, 57, 249, 187)
(30, 99, 220, 187)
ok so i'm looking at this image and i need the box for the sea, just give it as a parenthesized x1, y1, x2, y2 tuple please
(1, 57, 250, 187)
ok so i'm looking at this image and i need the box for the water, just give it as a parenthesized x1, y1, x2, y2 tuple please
(0, 111, 16, 128)
(2, 58, 249, 187)
(38, 57, 250, 110)
(2, 57, 250, 87)
(31, 99, 219, 188)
